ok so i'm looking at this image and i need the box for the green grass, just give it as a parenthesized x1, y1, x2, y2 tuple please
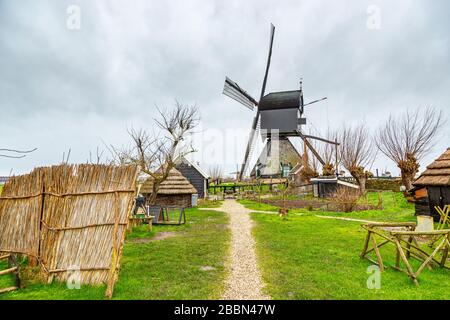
(250, 193, 450, 300)
(0, 207, 230, 300)
(239, 192, 416, 222)
(197, 199, 223, 208)
(238, 199, 280, 212)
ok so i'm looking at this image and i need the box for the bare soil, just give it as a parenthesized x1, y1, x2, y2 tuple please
(261, 199, 377, 212)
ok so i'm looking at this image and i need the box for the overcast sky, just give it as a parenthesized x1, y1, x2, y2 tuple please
(0, 0, 449, 177)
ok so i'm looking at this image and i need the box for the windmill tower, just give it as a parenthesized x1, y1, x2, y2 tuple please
(223, 24, 338, 181)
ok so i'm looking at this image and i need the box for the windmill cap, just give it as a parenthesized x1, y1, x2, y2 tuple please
(258, 90, 301, 110)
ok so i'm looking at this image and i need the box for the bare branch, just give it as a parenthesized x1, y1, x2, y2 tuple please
(375, 107, 444, 189)
(339, 122, 375, 194)
(0, 148, 37, 159)
(112, 102, 200, 205)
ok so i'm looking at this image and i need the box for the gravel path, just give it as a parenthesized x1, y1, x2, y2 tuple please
(216, 199, 270, 300)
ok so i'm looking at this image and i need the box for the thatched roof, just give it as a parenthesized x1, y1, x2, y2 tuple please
(414, 148, 450, 187)
(140, 167, 197, 195)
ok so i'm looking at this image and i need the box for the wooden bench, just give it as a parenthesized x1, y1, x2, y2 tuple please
(128, 215, 155, 233)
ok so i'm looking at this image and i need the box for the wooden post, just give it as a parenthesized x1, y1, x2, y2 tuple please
(371, 236, 384, 271)
(360, 231, 371, 258)
(441, 235, 449, 267)
(31, 183, 46, 267)
(105, 192, 120, 299)
(394, 236, 418, 285)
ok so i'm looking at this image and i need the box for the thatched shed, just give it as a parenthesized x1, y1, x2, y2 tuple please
(413, 148, 450, 220)
(140, 167, 197, 207)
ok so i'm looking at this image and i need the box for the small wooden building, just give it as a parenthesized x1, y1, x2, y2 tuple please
(140, 168, 198, 207)
(310, 177, 359, 198)
(175, 157, 210, 199)
(412, 148, 450, 220)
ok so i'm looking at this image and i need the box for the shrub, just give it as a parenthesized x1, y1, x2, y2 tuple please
(330, 187, 360, 213)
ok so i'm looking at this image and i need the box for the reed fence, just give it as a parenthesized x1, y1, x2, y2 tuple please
(0, 164, 138, 297)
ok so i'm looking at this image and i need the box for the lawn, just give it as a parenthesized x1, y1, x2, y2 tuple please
(239, 192, 416, 222)
(244, 193, 450, 300)
(0, 207, 230, 300)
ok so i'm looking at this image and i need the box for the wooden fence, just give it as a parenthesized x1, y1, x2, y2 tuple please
(0, 164, 138, 297)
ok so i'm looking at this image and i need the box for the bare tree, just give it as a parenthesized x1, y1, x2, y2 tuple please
(87, 147, 106, 165)
(208, 165, 223, 185)
(299, 139, 319, 182)
(112, 102, 200, 204)
(339, 123, 375, 194)
(318, 128, 338, 176)
(375, 107, 443, 190)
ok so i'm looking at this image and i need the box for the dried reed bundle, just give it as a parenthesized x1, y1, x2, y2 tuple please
(0, 164, 138, 290)
(0, 168, 44, 257)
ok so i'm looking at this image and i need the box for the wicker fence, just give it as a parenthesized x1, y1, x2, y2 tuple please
(0, 164, 138, 297)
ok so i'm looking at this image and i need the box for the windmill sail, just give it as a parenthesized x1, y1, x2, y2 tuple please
(241, 115, 260, 176)
(259, 23, 275, 101)
(239, 23, 276, 180)
(223, 77, 258, 110)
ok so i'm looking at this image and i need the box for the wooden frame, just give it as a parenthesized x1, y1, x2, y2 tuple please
(389, 229, 450, 285)
(435, 205, 450, 230)
(149, 205, 186, 226)
(0, 254, 20, 294)
(361, 222, 417, 272)
(360, 222, 450, 285)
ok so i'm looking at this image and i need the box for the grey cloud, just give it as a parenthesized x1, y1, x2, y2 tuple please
(0, 0, 449, 176)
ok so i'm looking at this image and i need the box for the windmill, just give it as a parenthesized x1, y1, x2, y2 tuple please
(222, 24, 338, 181)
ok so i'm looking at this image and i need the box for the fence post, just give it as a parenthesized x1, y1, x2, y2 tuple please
(31, 182, 46, 268)
(105, 192, 120, 299)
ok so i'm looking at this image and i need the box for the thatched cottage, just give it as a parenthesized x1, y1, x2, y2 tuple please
(140, 167, 197, 207)
(412, 148, 450, 220)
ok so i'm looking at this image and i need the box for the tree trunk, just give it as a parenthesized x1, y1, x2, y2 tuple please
(349, 166, 367, 196)
(354, 175, 366, 195)
(148, 181, 161, 205)
(400, 170, 415, 191)
(398, 154, 419, 191)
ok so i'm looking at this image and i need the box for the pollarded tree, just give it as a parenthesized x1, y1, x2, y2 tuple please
(339, 123, 375, 195)
(375, 107, 443, 190)
(319, 128, 338, 176)
(111, 102, 200, 204)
